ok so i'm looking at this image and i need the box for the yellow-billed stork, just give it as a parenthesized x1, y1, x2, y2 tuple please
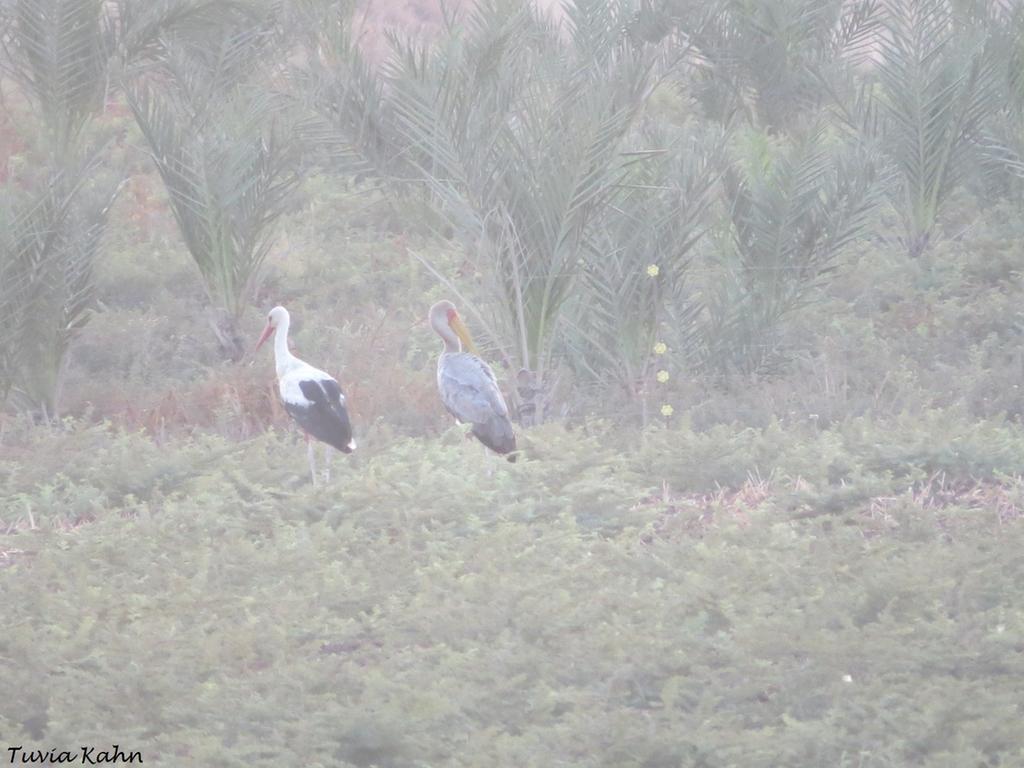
(255, 306, 355, 484)
(429, 300, 517, 462)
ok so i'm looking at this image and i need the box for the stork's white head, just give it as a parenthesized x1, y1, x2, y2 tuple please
(429, 300, 478, 355)
(255, 306, 290, 352)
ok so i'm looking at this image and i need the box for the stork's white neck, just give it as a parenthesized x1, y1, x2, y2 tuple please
(273, 314, 299, 376)
(439, 331, 461, 355)
(431, 314, 461, 354)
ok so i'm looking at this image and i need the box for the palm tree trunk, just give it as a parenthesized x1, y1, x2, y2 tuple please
(207, 308, 246, 362)
(516, 367, 548, 426)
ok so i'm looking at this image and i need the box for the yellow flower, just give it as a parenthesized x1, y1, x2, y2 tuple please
(656, 370, 670, 384)
(653, 342, 667, 355)
(660, 404, 674, 417)
(646, 264, 660, 277)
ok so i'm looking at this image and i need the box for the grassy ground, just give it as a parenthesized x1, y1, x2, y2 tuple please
(2, 417, 1023, 767)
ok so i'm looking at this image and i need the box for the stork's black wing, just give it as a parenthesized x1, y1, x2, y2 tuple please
(285, 378, 355, 452)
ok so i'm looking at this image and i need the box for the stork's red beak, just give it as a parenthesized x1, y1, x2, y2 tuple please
(254, 323, 273, 352)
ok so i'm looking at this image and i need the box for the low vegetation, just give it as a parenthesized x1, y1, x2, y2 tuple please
(2, 417, 1023, 766)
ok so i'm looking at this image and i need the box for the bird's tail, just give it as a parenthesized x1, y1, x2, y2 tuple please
(473, 415, 517, 460)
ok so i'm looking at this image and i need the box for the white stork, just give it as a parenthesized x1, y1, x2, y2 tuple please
(255, 306, 355, 484)
(429, 300, 517, 462)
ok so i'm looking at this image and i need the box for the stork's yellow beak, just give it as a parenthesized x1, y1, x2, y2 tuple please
(449, 313, 479, 356)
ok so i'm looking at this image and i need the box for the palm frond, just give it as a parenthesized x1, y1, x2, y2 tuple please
(564, 123, 725, 398)
(0, 151, 119, 415)
(685, 0, 878, 132)
(2, 0, 107, 153)
(708, 125, 883, 373)
(385, 0, 665, 414)
(0, 182, 71, 400)
(876, 0, 1002, 255)
(286, 1, 395, 176)
(128, 77, 302, 357)
(106, 0, 256, 75)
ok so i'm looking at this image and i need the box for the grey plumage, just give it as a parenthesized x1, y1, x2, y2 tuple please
(438, 351, 517, 461)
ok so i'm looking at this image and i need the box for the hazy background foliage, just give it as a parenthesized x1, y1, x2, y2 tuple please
(2, 0, 1024, 765)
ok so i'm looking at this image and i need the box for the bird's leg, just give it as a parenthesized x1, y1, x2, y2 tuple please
(305, 431, 317, 487)
(484, 445, 494, 478)
(322, 443, 331, 483)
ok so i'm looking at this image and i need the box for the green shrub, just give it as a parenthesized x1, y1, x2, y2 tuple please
(2, 420, 1023, 765)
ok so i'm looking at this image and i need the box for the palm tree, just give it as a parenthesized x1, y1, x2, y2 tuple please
(0, 0, 255, 413)
(0, 183, 70, 408)
(676, 0, 881, 134)
(706, 125, 882, 373)
(129, 86, 303, 361)
(875, 0, 1002, 258)
(978, 4, 1024, 199)
(386, 0, 670, 423)
(126, 15, 304, 361)
(565, 124, 724, 415)
(1, 0, 116, 416)
(287, 0, 400, 182)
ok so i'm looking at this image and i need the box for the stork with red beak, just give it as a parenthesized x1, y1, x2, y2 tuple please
(255, 306, 355, 485)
